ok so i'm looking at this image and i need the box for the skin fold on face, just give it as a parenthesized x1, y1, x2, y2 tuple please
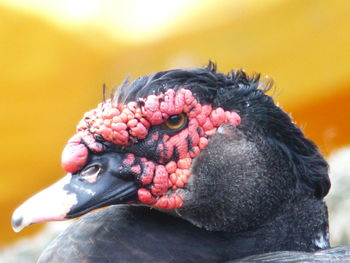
(12, 88, 241, 232)
(63, 88, 241, 209)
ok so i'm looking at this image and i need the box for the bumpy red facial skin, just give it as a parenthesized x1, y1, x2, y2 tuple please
(61, 89, 241, 209)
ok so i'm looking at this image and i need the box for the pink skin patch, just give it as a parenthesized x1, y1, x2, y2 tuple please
(62, 88, 241, 210)
(61, 134, 89, 173)
(123, 153, 135, 165)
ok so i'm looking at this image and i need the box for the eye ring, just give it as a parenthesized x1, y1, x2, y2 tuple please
(163, 113, 187, 130)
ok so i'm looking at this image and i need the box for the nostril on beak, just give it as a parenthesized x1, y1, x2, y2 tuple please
(11, 214, 23, 232)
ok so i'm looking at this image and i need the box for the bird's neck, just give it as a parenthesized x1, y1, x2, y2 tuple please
(185, 197, 330, 260)
(224, 197, 330, 256)
(155, 196, 329, 260)
(39, 201, 329, 263)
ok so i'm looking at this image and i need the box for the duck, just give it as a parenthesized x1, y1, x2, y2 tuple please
(12, 63, 347, 262)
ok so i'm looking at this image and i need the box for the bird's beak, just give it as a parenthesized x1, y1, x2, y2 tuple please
(11, 174, 77, 232)
(12, 153, 139, 232)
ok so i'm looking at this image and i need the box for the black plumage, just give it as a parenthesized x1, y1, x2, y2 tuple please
(117, 63, 329, 199)
(38, 201, 328, 263)
(13, 64, 348, 263)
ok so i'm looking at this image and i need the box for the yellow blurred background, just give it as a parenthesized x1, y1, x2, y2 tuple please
(1, 0, 350, 246)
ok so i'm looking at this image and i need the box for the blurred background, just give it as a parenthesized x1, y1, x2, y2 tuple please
(1, 0, 350, 261)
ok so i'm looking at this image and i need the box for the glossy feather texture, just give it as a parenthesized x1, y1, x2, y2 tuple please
(38, 204, 339, 263)
(228, 246, 350, 263)
(19, 65, 345, 262)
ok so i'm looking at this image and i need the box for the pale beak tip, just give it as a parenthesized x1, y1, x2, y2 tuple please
(11, 210, 25, 232)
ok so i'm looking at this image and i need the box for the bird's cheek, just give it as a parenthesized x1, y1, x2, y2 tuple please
(135, 157, 191, 210)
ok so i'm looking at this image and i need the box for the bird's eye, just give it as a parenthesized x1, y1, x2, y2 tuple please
(163, 113, 187, 130)
(81, 165, 101, 177)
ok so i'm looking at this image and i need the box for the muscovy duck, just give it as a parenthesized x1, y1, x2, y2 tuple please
(12, 63, 343, 262)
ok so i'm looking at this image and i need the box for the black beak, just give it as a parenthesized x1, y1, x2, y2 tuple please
(12, 152, 139, 232)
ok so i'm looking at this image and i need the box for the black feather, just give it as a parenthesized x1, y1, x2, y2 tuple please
(113, 63, 330, 198)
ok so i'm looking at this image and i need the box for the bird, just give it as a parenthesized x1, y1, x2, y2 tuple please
(12, 63, 346, 262)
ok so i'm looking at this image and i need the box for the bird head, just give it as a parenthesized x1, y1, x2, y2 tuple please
(12, 63, 330, 232)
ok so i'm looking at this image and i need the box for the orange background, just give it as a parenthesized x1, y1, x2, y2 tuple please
(1, 0, 350, 245)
